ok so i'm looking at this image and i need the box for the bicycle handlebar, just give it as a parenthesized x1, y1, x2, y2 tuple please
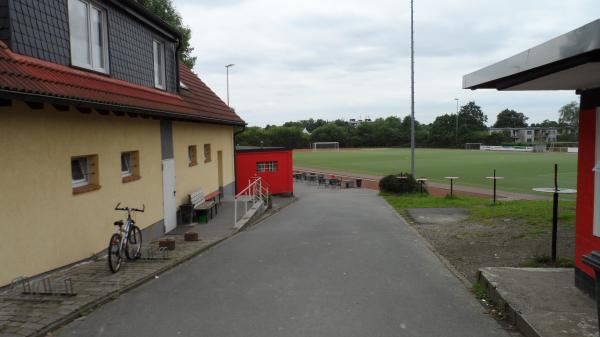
(114, 203, 145, 213)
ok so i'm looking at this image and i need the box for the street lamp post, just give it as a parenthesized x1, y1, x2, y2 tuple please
(410, 0, 415, 176)
(454, 98, 459, 146)
(225, 64, 235, 107)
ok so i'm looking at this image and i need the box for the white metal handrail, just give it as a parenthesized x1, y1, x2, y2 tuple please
(234, 176, 269, 226)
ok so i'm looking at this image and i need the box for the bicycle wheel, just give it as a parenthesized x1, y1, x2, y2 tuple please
(125, 226, 142, 260)
(108, 233, 122, 273)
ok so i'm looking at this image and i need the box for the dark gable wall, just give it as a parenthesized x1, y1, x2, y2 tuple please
(109, 6, 177, 92)
(5, 0, 178, 93)
(0, 0, 9, 45)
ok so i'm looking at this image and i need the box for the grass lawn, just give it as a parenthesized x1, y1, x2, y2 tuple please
(294, 148, 578, 195)
(383, 193, 576, 234)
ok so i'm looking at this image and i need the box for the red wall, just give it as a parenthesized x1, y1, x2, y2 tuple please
(235, 150, 293, 195)
(575, 107, 598, 278)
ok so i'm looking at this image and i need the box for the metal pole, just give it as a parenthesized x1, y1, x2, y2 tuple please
(226, 67, 229, 106)
(552, 163, 558, 262)
(454, 98, 459, 147)
(225, 64, 234, 107)
(450, 179, 453, 198)
(410, 0, 415, 176)
(493, 169, 497, 204)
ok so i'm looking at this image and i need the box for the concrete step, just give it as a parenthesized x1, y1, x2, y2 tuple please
(234, 200, 266, 230)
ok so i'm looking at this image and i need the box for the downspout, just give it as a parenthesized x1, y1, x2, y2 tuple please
(233, 125, 246, 194)
(175, 38, 181, 93)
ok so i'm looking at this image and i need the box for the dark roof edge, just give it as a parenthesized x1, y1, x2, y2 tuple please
(463, 19, 600, 90)
(467, 49, 600, 90)
(236, 146, 292, 152)
(107, 0, 183, 40)
(0, 89, 246, 126)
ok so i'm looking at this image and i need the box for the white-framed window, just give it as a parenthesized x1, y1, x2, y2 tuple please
(121, 152, 133, 177)
(153, 40, 166, 89)
(594, 108, 600, 236)
(256, 161, 278, 173)
(68, 0, 109, 73)
(71, 156, 89, 187)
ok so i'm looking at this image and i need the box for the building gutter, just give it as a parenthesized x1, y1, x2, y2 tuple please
(0, 89, 246, 127)
(175, 39, 181, 93)
(233, 124, 247, 195)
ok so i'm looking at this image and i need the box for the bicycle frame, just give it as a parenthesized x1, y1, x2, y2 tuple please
(114, 203, 144, 256)
(117, 217, 134, 256)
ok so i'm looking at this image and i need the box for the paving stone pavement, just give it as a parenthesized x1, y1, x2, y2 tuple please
(0, 235, 225, 337)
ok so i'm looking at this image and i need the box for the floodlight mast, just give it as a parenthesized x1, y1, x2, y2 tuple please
(225, 64, 234, 106)
(410, 0, 415, 176)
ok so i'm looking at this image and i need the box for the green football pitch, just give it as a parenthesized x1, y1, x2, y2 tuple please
(293, 148, 578, 195)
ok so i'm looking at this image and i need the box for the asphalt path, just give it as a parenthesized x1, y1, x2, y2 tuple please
(57, 183, 512, 337)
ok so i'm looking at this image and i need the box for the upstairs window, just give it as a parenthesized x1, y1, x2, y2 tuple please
(153, 40, 166, 89)
(68, 0, 109, 73)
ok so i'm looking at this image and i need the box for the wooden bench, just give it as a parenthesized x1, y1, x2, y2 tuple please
(190, 188, 218, 223)
(178, 188, 221, 225)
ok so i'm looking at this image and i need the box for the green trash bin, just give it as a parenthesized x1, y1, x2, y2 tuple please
(198, 213, 208, 223)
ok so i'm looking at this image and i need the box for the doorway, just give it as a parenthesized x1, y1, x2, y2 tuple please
(218, 151, 224, 198)
(162, 158, 177, 232)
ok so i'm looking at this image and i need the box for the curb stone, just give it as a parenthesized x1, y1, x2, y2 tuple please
(477, 270, 543, 337)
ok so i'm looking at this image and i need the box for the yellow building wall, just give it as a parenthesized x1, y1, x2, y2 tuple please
(0, 102, 164, 286)
(172, 121, 235, 205)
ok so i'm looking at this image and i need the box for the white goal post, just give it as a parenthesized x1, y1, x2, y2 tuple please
(465, 143, 482, 150)
(548, 141, 579, 153)
(312, 142, 340, 152)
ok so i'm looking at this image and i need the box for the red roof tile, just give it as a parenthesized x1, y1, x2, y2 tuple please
(0, 41, 244, 125)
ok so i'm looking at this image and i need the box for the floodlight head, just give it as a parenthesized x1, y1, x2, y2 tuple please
(226, 64, 235, 68)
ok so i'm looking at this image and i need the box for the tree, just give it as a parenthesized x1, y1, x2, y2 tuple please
(531, 119, 559, 128)
(265, 126, 309, 148)
(493, 109, 528, 128)
(235, 127, 265, 147)
(458, 101, 488, 131)
(428, 114, 456, 148)
(310, 124, 349, 147)
(558, 101, 579, 130)
(305, 118, 327, 132)
(485, 131, 512, 145)
(134, 0, 197, 68)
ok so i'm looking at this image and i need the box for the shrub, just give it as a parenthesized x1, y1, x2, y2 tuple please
(379, 172, 426, 194)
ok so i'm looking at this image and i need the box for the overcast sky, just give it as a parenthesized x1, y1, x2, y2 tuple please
(174, 0, 598, 126)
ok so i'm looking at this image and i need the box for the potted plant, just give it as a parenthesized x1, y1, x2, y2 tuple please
(266, 195, 273, 209)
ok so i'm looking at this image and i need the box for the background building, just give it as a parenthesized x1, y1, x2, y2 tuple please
(235, 146, 293, 196)
(489, 127, 558, 143)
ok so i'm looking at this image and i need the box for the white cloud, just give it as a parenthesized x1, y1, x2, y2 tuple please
(174, 0, 597, 126)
